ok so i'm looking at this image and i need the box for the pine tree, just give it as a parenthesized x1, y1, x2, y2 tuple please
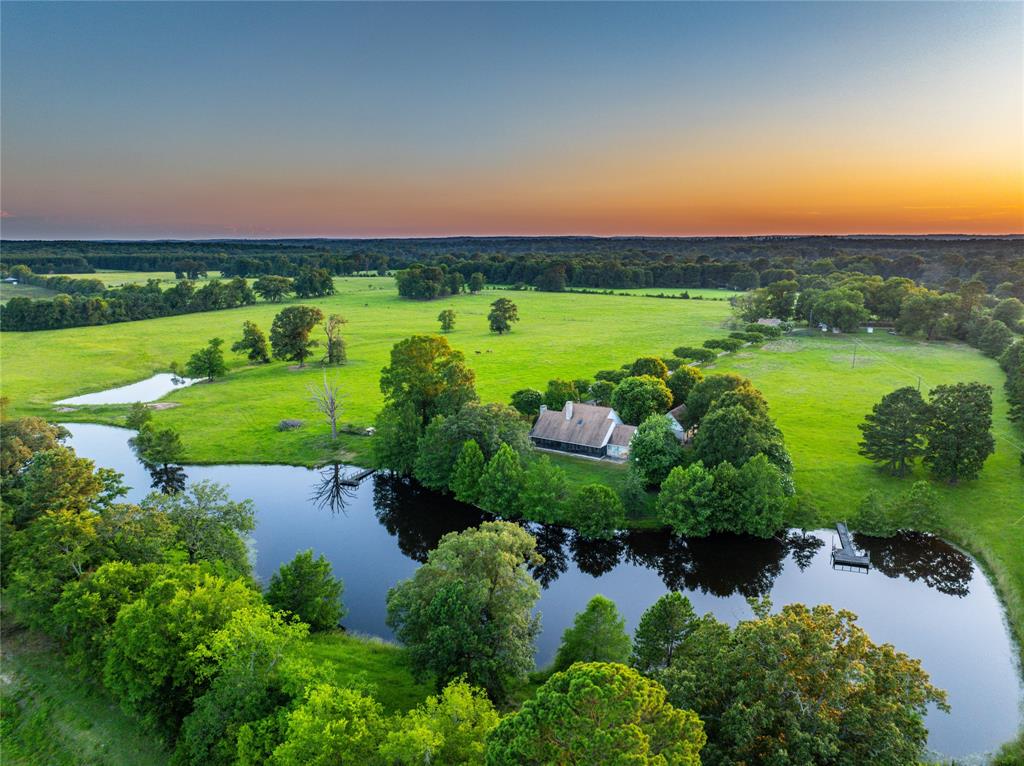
(552, 595, 631, 671)
(858, 386, 929, 476)
(478, 443, 525, 517)
(923, 382, 995, 483)
(631, 592, 698, 673)
(449, 439, 485, 505)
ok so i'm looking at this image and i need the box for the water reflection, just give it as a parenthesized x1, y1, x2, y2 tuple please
(145, 463, 187, 494)
(569, 534, 624, 577)
(785, 530, 826, 572)
(854, 532, 973, 598)
(311, 464, 357, 514)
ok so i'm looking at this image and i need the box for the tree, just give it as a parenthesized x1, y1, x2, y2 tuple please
(103, 569, 263, 734)
(656, 462, 716, 537)
(17, 446, 103, 525)
(379, 335, 477, 428)
(381, 680, 499, 766)
(992, 297, 1024, 329)
(270, 305, 324, 367)
(125, 401, 153, 430)
(924, 382, 995, 483)
(449, 439, 486, 505)
(266, 549, 345, 631)
(141, 480, 255, 573)
(691, 404, 772, 469)
(534, 263, 568, 292)
(468, 272, 485, 293)
(438, 309, 456, 333)
(857, 386, 929, 476)
(889, 480, 940, 530)
(271, 684, 387, 766)
(253, 275, 293, 303)
(308, 374, 342, 440)
(552, 595, 631, 671)
(130, 423, 185, 473)
(852, 489, 897, 536)
(477, 443, 525, 517)
(631, 592, 698, 674)
(185, 337, 227, 381)
(629, 414, 683, 486)
(386, 522, 542, 699)
(520, 455, 570, 524)
(684, 373, 750, 425)
(322, 314, 348, 365)
(293, 267, 335, 299)
(543, 379, 579, 410)
(978, 319, 1014, 358)
(567, 484, 625, 540)
(611, 375, 673, 425)
(0, 414, 68, 481)
(485, 662, 705, 766)
(487, 298, 519, 334)
(630, 356, 669, 379)
(667, 366, 702, 408)
(588, 379, 616, 407)
(509, 388, 543, 417)
(765, 280, 799, 319)
(373, 402, 423, 476)
(658, 601, 945, 766)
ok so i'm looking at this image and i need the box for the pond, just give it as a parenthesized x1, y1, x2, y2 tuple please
(64, 422, 1022, 760)
(56, 373, 198, 405)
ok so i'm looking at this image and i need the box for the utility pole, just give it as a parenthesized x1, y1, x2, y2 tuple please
(851, 344, 857, 368)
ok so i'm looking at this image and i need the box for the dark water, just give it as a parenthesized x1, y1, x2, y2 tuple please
(65, 422, 1022, 759)
(56, 373, 197, 405)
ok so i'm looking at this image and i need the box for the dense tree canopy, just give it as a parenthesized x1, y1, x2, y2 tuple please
(611, 375, 673, 425)
(269, 305, 324, 367)
(552, 595, 632, 671)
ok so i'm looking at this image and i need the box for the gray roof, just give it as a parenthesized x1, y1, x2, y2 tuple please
(668, 404, 687, 424)
(608, 423, 636, 446)
(530, 402, 616, 448)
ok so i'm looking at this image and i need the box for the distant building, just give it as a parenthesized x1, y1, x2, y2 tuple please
(2, 277, 18, 285)
(756, 317, 782, 327)
(530, 401, 634, 459)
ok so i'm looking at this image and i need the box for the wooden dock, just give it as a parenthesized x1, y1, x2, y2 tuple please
(831, 522, 871, 571)
(339, 468, 376, 487)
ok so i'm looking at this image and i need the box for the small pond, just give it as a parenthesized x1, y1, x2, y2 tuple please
(56, 373, 198, 405)
(64, 422, 1022, 760)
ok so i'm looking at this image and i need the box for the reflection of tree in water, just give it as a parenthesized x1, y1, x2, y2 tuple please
(622, 530, 789, 597)
(853, 531, 973, 597)
(372, 473, 486, 563)
(310, 464, 357, 515)
(570, 533, 624, 577)
(527, 523, 569, 588)
(785, 531, 826, 572)
(145, 463, 187, 494)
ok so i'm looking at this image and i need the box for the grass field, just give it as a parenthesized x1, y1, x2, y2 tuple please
(0, 282, 61, 303)
(0, 276, 735, 464)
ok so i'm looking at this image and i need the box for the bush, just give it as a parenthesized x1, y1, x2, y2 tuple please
(672, 346, 717, 364)
(278, 419, 303, 431)
(703, 337, 744, 352)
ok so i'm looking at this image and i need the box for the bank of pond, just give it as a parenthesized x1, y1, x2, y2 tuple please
(64, 422, 1022, 761)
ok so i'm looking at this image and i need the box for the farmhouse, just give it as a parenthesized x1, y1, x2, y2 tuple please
(530, 401, 636, 459)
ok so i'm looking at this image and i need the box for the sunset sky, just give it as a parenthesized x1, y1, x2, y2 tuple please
(1, 1, 1021, 239)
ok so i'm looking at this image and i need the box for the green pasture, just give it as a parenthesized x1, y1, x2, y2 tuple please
(0, 282, 61, 303)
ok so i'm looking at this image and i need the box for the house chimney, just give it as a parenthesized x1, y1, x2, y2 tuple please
(539, 404, 547, 414)
(564, 401, 573, 420)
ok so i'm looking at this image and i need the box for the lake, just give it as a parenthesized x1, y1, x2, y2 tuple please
(65, 422, 1022, 760)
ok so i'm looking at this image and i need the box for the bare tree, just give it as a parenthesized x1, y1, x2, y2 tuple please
(309, 374, 342, 440)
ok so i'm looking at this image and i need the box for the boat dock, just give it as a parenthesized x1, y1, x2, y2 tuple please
(339, 468, 376, 487)
(831, 522, 870, 571)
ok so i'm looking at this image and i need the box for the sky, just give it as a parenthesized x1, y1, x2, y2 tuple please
(1, 1, 1021, 239)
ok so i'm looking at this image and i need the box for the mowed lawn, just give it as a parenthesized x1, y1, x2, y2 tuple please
(0, 277, 734, 465)
(711, 331, 1024, 662)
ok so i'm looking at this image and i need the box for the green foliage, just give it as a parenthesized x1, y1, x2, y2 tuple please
(487, 298, 519, 334)
(857, 386, 929, 476)
(519, 455, 570, 523)
(0, 414, 68, 482)
(477, 443, 526, 518)
(611, 375, 673, 425)
(630, 356, 669, 379)
(509, 388, 543, 417)
(438, 308, 457, 333)
(552, 595, 631, 671)
(266, 550, 346, 631)
(923, 382, 995, 483)
(185, 337, 227, 381)
(252, 276, 293, 303)
(380, 680, 499, 766)
(631, 592, 698, 674)
(683, 373, 749, 425)
(702, 337, 744, 352)
(126, 401, 153, 430)
(379, 335, 478, 428)
(485, 662, 706, 766)
(628, 414, 683, 486)
(102, 568, 263, 734)
(270, 305, 325, 367)
(141, 480, 255, 572)
(373, 403, 423, 476)
(232, 320, 271, 363)
(292, 267, 335, 299)
(657, 601, 946, 766)
(386, 522, 541, 700)
(666, 365, 702, 408)
(656, 462, 716, 536)
(691, 403, 779, 470)
(992, 297, 1024, 328)
(468, 272, 486, 293)
(271, 684, 387, 766)
(851, 480, 941, 536)
(567, 483, 625, 540)
(449, 439, 486, 505)
(978, 319, 1014, 358)
(587, 379, 616, 406)
(543, 378, 579, 410)
(17, 446, 102, 525)
(322, 314, 348, 365)
(852, 489, 896, 536)
(671, 346, 717, 364)
(130, 423, 185, 470)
